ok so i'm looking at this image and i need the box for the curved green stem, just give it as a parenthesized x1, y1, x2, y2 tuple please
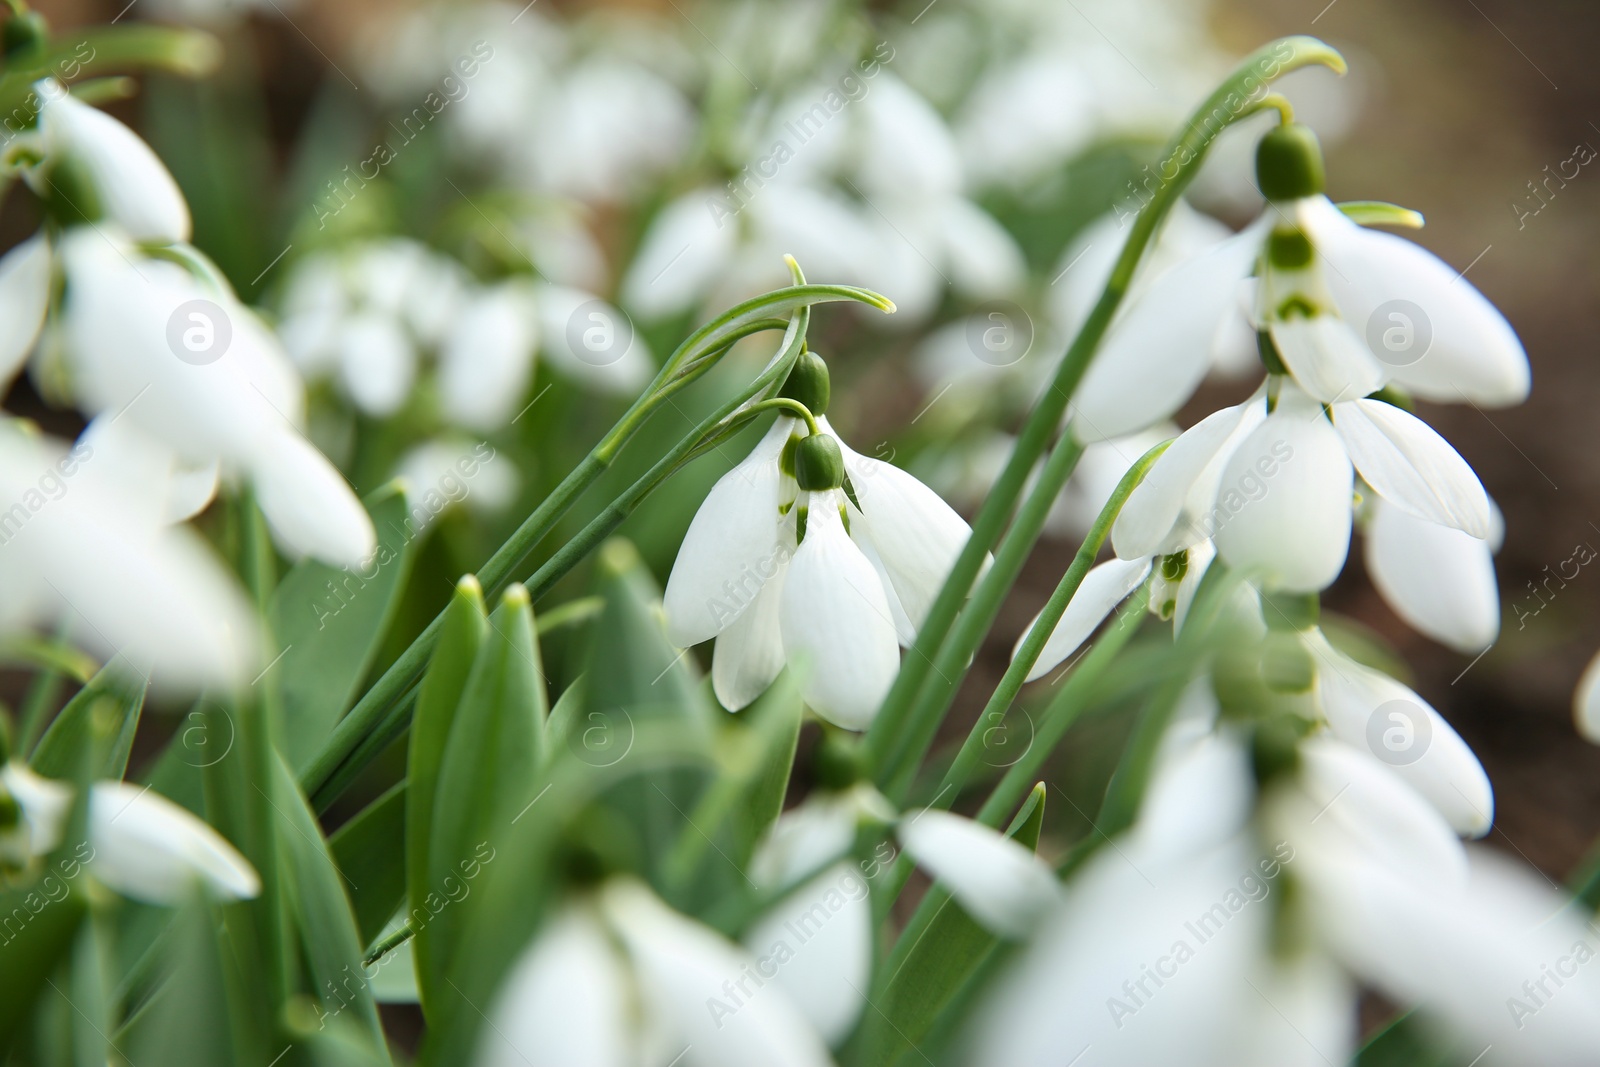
(863, 34, 1345, 792)
(932, 439, 1170, 805)
(745, 397, 818, 436)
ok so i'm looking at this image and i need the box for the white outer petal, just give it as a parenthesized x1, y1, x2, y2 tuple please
(337, 312, 417, 418)
(1235, 954, 1355, 1067)
(479, 905, 631, 1067)
(743, 862, 871, 1046)
(1112, 403, 1252, 559)
(0, 233, 51, 383)
(1212, 387, 1352, 593)
(85, 780, 260, 902)
(1365, 498, 1498, 652)
(1134, 729, 1256, 866)
(938, 197, 1026, 299)
(896, 809, 1059, 938)
(249, 424, 376, 568)
(834, 424, 975, 634)
(779, 497, 900, 730)
(750, 790, 869, 891)
(1314, 848, 1600, 1066)
(39, 85, 191, 243)
(1071, 218, 1266, 442)
(711, 558, 788, 712)
(1332, 398, 1490, 537)
(1018, 557, 1151, 681)
(1302, 196, 1530, 406)
(1308, 633, 1494, 837)
(602, 879, 836, 1067)
(1268, 313, 1387, 405)
(439, 283, 540, 432)
(664, 418, 791, 647)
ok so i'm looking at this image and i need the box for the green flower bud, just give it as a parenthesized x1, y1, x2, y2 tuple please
(2, 12, 48, 61)
(795, 434, 844, 492)
(1261, 591, 1319, 632)
(1261, 632, 1316, 693)
(1250, 714, 1309, 786)
(41, 155, 105, 228)
(780, 350, 831, 416)
(1256, 122, 1325, 202)
(813, 728, 865, 790)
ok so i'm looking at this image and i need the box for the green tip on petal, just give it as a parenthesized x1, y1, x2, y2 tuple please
(1256, 122, 1326, 202)
(780, 350, 832, 416)
(795, 434, 845, 492)
(1261, 591, 1320, 631)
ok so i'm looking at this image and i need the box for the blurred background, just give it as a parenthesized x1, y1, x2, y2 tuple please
(6, 0, 1598, 953)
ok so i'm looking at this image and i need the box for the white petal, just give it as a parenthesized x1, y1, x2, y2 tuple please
(1274, 736, 1469, 890)
(664, 418, 791, 647)
(1316, 848, 1600, 1065)
(896, 809, 1059, 938)
(88, 780, 259, 902)
(1332, 398, 1489, 537)
(779, 497, 900, 730)
(1112, 401, 1256, 559)
(1365, 499, 1498, 652)
(249, 425, 376, 568)
(1071, 219, 1266, 442)
(1308, 634, 1494, 837)
(848, 523, 916, 646)
(0, 233, 51, 383)
(1268, 314, 1387, 405)
(439, 283, 539, 431)
(751, 791, 867, 890)
(938, 197, 1026, 299)
(620, 189, 737, 318)
(1212, 388, 1352, 593)
(1135, 729, 1256, 865)
(834, 425, 975, 634)
(1019, 557, 1151, 681)
(1575, 648, 1600, 744)
(1302, 196, 1530, 407)
(1054, 427, 1175, 540)
(480, 905, 631, 1067)
(1, 764, 70, 857)
(535, 285, 653, 395)
(602, 879, 835, 1067)
(39, 84, 190, 242)
(1235, 955, 1355, 1067)
(711, 559, 789, 712)
(743, 862, 872, 1046)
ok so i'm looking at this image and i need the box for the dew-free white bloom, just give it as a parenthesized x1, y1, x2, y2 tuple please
(1, 763, 259, 903)
(664, 407, 976, 728)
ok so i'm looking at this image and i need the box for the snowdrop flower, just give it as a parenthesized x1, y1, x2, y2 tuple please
(1362, 495, 1501, 653)
(478, 878, 833, 1067)
(0, 421, 258, 688)
(971, 715, 1600, 1067)
(747, 776, 1059, 1044)
(0, 86, 374, 569)
(280, 241, 650, 429)
(0, 762, 259, 903)
(1071, 122, 1530, 442)
(392, 438, 519, 533)
(663, 353, 977, 728)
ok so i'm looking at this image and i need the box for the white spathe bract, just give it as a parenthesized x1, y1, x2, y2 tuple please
(664, 416, 976, 728)
(2, 763, 259, 904)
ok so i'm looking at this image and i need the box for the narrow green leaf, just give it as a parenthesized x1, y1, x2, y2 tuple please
(269, 755, 390, 1060)
(424, 584, 548, 1005)
(118, 903, 236, 1067)
(1356, 1011, 1467, 1066)
(406, 576, 487, 1011)
(0, 882, 88, 1052)
(30, 665, 145, 781)
(331, 782, 408, 947)
(269, 484, 417, 770)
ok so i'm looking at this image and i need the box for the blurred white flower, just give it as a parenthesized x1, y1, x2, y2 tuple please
(280, 240, 651, 429)
(479, 878, 834, 1067)
(1, 762, 259, 904)
(392, 437, 519, 532)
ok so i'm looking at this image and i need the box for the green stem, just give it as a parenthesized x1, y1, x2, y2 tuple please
(362, 923, 415, 969)
(931, 439, 1170, 806)
(745, 397, 819, 436)
(863, 34, 1345, 789)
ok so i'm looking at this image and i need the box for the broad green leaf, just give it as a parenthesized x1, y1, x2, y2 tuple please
(269, 483, 417, 770)
(0, 880, 88, 1052)
(30, 665, 145, 781)
(406, 575, 487, 1011)
(118, 902, 236, 1067)
(330, 782, 408, 946)
(424, 584, 548, 1004)
(542, 673, 586, 758)
(270, 755, 390, 1060)
(855, 784, 1048, 1067)
(726, 672, 804, 867)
